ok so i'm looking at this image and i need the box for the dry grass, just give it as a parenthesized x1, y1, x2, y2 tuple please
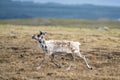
(0, 24, 120, 80)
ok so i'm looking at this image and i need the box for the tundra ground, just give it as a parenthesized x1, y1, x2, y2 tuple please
(0, 25, 120, 80)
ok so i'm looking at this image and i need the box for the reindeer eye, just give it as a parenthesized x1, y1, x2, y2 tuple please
(37, 35, 40, 37)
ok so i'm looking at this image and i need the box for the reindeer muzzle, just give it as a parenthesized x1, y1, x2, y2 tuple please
(32, 35, 35, 39)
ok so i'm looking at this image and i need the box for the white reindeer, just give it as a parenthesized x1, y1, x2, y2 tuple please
(32, 31, 92, 70)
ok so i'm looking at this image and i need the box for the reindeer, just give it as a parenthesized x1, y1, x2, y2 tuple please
(32, 31, 92, 70)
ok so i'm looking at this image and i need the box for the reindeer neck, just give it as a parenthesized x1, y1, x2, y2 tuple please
(38, 38, 47, 52)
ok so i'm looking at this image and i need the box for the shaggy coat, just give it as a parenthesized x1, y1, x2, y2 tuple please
(32, 31, 92, 70)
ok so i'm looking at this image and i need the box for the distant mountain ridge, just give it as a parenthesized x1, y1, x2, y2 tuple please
(0, 0, 120, 19)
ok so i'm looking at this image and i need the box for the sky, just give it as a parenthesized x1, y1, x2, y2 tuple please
(15, 0, 120, 7)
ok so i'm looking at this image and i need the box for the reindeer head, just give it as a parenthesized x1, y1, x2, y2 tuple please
(32, 31, 47, 41)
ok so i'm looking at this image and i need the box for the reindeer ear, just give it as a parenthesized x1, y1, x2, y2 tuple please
(40, 31, 42, 35)
(43, 32, 47, 35)
(40, 31, 47, 35)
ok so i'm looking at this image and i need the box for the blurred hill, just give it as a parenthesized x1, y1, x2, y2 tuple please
(0, 0, 120, 19)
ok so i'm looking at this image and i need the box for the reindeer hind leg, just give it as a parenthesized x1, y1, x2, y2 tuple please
(77, 53, 92, 70)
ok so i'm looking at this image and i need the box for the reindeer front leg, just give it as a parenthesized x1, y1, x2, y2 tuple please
(51, 54, 61, 68)
(66, 54, 75, 70)
(36, 54, 49, 70)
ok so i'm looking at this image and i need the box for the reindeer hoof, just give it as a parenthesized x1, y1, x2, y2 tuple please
(36, 66, 41, 70)
(66, 67, 71, 71)
(89, 67, 93, 70)
(58, 65, 61, 68)
(90, 67, 93, 70)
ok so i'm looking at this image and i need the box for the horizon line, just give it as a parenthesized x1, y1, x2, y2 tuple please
(12, 0, 120, 7)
